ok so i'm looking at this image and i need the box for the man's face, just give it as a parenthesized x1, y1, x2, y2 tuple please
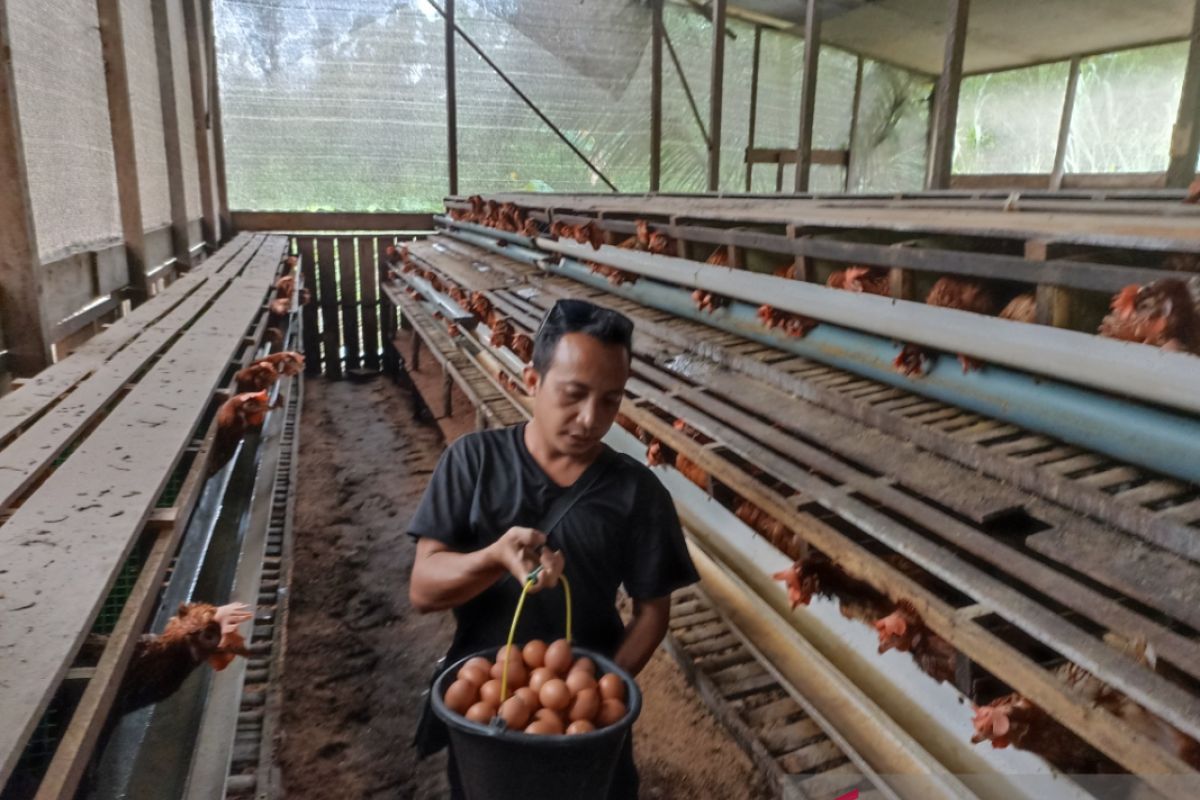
(525, 332, 630, 457)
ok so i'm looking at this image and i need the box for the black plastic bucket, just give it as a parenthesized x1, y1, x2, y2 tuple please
(431, 645, 643, 800)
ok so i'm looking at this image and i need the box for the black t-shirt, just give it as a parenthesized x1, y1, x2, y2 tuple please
(407, 423, 699, 662)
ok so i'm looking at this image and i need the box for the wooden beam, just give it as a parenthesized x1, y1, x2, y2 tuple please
(201, 0, 230, 239)
(1050, 57, 1081, 191)
(707, 0, 727, 192)
(746, 25, 761, 193)
(650, 0, 663, 192)
(151, 0, 193, 268)
(0, 4, 51, 375)
(746, 148, 848, 167)
(232, 211, 435, 232)
(793, 0, 820, 193)
(1166, 0, 1200, 188)
(846, 56, 864, 192)
(96, 0, 148, 298)
(445, 0, 458, 196)
(926, 0, 970, 190)
(182, 0, 216, 249)
(1027, 240, 1072, 328)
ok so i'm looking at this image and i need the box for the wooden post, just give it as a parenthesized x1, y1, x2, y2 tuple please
(746, 25, 762, 192)
(0, 3, 52, 374)
(707, 0, 727, 192)
(445, 0, 458, 196)
(1028, 240, 1072, 328)
(793, 0, 821, 193)
(1050, 57, 1081, 191)
(1166, 0, 1200, 188)
(96, 0, 148, 299)
(182, 0, 217, 249)
(201, 0, 230, 237)
(845, 56, 864, 192)
(151, 0, 193, 268)
(650, 0, 663, 192)
(926, 0, 970, 190)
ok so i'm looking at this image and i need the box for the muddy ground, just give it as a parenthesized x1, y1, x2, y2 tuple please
(276, 375, 768, 799)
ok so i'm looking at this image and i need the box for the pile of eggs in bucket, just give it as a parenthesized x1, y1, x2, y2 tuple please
(443, 639, 628, 735)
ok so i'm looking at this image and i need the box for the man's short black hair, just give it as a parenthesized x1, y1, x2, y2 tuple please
(531, 299, 634, 374)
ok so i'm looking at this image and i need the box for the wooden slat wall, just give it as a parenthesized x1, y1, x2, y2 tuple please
(293, 234, 390, 378)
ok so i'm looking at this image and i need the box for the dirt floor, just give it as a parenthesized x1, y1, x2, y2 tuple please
(277, 374, 768, 799)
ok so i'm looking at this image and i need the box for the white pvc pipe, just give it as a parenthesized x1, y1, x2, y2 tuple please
(538, 237, 1200, 416)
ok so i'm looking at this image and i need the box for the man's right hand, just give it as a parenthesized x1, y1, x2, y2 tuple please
(488, 526, 565, 594)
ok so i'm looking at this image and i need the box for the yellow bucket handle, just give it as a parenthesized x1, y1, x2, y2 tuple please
(500, 564, 572, 704)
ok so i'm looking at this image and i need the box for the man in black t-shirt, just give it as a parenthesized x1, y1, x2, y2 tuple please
(408, 299, 699, 799)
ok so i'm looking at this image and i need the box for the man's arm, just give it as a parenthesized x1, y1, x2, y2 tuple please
(409, 527, 566, 613)
(613, 596, 671, 676)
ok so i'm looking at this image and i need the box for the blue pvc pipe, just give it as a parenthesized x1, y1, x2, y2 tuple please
(544, 258, 1200, 485)
(441, 228, 544, 264)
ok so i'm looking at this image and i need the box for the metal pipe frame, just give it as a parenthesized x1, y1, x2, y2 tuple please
(424, 1, 618, 192)
(445, 0, 458, 195)
(1049, 57, 1081, 191)
(663, 25, 711, 147)
(534, 236, 1200, 417)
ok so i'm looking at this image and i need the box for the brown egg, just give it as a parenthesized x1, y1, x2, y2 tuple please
(491, 657, 527, 689)
(464, 656, 493, 674)
(522, 639, 547, 669)
(544, 639, 573, 675)
(598, 673, 626, 702)
(479, 679, 503, 708)
(465, 701, 496, 724)
(533, 708, 564, 732)
(565, 669, 596, 695)
(566, 719, 596, 735)
(457, 664, 489, 688)
(443, 679, 478, 715)
(539, 678, 571, 712)
(570, 657, 596, 676)
(495, 644, 522, 666)
(498, 696, 532, 730)
(514, 687, 541, 712)
(596, 698, 626, 727)
(524, 719, 560, 735)
(568, 687, 600, 722)
(527, 667, 554, 694)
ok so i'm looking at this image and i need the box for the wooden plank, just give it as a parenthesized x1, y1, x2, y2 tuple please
(96, 0, 148, 296)
(777, 739, 844, 773)
(0, 239, 286, 786)
(232, 211, 435, 232)
(707, 0, 726, 192)
(1114, 480, 1189, 507)
(926, 0, 969, 190)
(1161, 498, 1200, 522)
(1166, 0, 1200, 188)
(793, 0, 820, 192)
(151, 0, 192, 267)
(360, 237, 381, 371)
(629, 379, 1200, 705)
(337, 237, 361, 371)
(845, 56, 864, 191)
(0, 8, 51, 375)
(296, 237, 320, 372)
(1027, 527, 1200, 631)
(627, 407, 1200, 789)
(0, 235, 256, 445)
(0, 236, 264, 509)
(1050, 57, 1081, 191)
(315, 237, 341, 378)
